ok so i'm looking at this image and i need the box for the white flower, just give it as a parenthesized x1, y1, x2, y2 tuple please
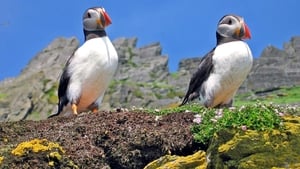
(241, 125, 247, 131)
(193, 114, 202, 124)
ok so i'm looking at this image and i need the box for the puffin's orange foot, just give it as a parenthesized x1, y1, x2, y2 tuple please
(71, 104, 78, 115)
(92, 108, 98, 113)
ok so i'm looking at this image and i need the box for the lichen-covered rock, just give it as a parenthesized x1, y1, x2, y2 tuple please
(144, 150, 207, 169)
(0, 111, 197, 168)
(207, 116, 300, 169)
(1, 138, 78, 168)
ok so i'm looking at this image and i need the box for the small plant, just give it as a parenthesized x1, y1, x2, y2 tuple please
(191, 102, 285, 144)
(143, 102, 289, 144)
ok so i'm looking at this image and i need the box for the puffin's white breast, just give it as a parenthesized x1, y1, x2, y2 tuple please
(203, 41, 253, 106)
(67, 37, 118, 110)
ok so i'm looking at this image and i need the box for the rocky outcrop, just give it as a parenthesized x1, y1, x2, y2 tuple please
(0, 37, 79, 121)
(243, 37, 300, 91)
(0, 36, 300, 121)
(103, 37, 179, 109)
(144, 115, 300, 169)
(206, 115, 300, 168)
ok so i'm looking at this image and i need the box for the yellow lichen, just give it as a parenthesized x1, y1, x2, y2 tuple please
(218, 130, 261, 153)
(49, 151, 62, 161)
(11, 139, 65, 156)
(144, 150, 207, 169)
(0, 156, 4, 164)
(48, 161, 54, 166)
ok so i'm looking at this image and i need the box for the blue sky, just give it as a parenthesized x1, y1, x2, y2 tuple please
(0, 0, 299, 81)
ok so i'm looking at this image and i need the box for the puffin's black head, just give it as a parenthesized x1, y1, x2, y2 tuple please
(83, 7, 112, 31)
(216, 14, 251, 41)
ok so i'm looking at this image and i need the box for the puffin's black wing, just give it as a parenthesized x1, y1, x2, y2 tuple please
(180, 49, 215, 106)
(48, 53, 75, 118)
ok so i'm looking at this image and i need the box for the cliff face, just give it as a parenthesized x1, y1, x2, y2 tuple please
(244, 37, 300, 90)
(0, 36, 300, 121)
(0, 37, 79, 121)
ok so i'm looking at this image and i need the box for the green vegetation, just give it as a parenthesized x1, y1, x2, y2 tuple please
(235, 86, 300, 106)
(170, 72, 180, 79)
(132, 89, 143, 99)
(143, 102, 299, 144)
(44, 83, 59, 104)
(191, 103, 287, 143)
(0, 93, 7, 101)
(127, 47, 138, 68)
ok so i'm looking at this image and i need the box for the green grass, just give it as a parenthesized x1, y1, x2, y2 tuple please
(235, 86, 300, 106)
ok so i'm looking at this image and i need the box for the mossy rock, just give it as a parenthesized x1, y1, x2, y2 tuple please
(207, 115, 300, 169)
(144, 151, 207, 169)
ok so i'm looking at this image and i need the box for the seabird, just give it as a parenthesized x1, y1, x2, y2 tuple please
(180, 14, 253, 108)
(49, 7, 118, 117)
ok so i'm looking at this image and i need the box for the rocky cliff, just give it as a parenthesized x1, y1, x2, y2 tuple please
(0, 36, 300, 121)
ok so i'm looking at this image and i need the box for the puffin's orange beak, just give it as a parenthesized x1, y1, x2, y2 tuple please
(102, 10, 112, 27)
(242, 22, 251, 39)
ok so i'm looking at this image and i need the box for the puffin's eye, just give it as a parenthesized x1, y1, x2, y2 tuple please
(87, 12, 91, 18)
(228, 19, 232, 25)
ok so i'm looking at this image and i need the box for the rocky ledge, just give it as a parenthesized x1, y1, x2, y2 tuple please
(1, 109, 300, 168)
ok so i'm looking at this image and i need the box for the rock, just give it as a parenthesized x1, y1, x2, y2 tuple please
(1, 36, 300, 121)
(206, 116, 300, 169)
(0, 37, 79, 121)
(144, 151, 207, 169)
(241, 36, 300, 92)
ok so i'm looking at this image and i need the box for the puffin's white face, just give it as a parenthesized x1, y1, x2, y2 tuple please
(83, 7, 112, 31)
(217, 15, 251, 39)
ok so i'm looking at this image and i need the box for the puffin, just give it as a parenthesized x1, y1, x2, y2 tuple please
(49, 7, 118, 117)
(180, 14, 253, 108)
